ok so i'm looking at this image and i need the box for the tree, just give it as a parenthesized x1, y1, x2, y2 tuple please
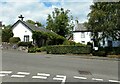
(2, 25, 13, 42)
(85, 2, 120, 43)
(32, 31, 65, 47)
(46, 8, 74, 37)
(26, 20, 43, 27)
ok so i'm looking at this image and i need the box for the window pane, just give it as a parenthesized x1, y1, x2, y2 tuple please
(81, 32, 85, 38)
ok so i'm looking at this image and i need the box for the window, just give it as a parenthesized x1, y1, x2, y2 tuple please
(24, 35, 29, 42)
(81, 32, 85, 38)
(81, 41, 85, 43)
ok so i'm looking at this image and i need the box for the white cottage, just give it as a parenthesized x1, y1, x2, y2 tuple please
(72, 22, 120, 47)
(11, 16, 50, 42)
(73, 23, 92, 45)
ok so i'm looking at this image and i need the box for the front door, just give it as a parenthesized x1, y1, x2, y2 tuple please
(24, 35, 29, 42)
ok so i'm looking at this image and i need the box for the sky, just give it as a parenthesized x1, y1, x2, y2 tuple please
(0, 0, 93, 26)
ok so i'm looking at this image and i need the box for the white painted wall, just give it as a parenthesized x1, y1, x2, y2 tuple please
(12, 23, 33, 42)
(73, 32, 92, 44)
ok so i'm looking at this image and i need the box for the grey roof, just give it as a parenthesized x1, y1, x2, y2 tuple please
(12, 20, 51, 32)
(74, 23, 89, 32)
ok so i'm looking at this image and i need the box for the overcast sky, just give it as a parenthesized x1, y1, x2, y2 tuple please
(0, 0, 93, 26)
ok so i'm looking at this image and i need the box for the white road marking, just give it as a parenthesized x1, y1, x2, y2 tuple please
(0, 71, 12, 74)
(32, 76, 47, 79)
(73, 76, 87, 80)
(37, 73, 50, 76)
(109, 80, 120, 83)
(17, 72, 30, 75)
(11, 75, 25, 78)
(53, 75, 66, 84)
(92, 78, 103, 81)
(0, 74, 6, 77)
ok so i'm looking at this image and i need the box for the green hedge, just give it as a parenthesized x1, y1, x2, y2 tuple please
(9, 37, 20, 43)
(92, 47, 120, 56)
(17, 42, 33, 48)
(46, 45, 91, 54)
(28, 46, 47, 53)
(28, 47, 36, 53)
(99, 47, 120, 55)
(92, 50, 107, 56)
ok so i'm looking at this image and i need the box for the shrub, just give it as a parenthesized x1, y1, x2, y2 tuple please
(63, 40, 71, 45)
(46, 45, 91, 54)
(32, 31, 66, 47)
(94, 47, 120, 55)
(39, 46, 46, 51)
(56, 36, 66, 45)
(105, 47, 120, 55)
(17, 42, 33, 48)
(92, 50, 107, 57)
(36, 48, 41, 52)
(92, 46, 120, 56)
(9, 37, 20, 43)
(75, 43, 86, 46)
(63, 40, 86, 46)
(28, 47, 36, 53)
(28, 46, 47, 53)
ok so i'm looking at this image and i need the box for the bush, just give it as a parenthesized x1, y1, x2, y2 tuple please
(28, 47, 36, 53)
(105, 47, 120, 55)
(63, 40, 71, 45)
(92, 47, 120, 56)
(63, 40, 85, 46)
(46, 45, 91, 54)
(36, 48, 41, 52)
(28, 46, 47, 53)
(17, 42, 33, 48)
(32, 31, 66, 47)
(92, 50, 107, 57)
(39, 46, 46, 51)
(9, 37, 20, 43)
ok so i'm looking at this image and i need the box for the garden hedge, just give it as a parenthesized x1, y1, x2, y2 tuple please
(92, 47, 120, 56)
(46, 45, 91, 54)
(28, 46, 47, 53)
(99, 47, 120, 55)
(9, 37, 20, 43)
(17, 42, 33, 48)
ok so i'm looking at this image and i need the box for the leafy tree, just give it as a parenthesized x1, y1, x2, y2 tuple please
(2, 25, 13, 42)
(85, 2, 120, 42)
(26, 20, 43, 27)
(32, 31, 66, 47)
(46, 8, 74, 37)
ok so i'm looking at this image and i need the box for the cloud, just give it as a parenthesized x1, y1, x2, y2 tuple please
(0, 1, 93, 26)
(61, 2, 93, 23)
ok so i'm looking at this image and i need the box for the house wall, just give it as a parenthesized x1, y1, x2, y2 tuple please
(12, 23, 33, 42)
(73, 32, 92, 44)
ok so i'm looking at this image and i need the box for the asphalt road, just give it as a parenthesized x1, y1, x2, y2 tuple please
(1, 50, 119, 83)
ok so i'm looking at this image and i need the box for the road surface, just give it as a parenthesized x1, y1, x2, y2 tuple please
(1, 50, 119, 83)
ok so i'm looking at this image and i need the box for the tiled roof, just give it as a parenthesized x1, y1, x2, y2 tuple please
(12, 20, 51, 32)
(74, 23, 89, 32)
